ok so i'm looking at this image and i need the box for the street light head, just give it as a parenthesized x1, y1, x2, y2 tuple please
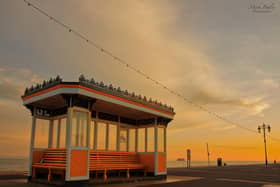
(258, 126, 261, 133)
(268, 125, 271, 133)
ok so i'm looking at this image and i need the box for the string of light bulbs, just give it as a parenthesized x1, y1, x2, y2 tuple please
(23, 0, 280, 142)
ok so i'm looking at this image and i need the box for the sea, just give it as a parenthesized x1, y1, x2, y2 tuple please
(0, 158, 264, 172)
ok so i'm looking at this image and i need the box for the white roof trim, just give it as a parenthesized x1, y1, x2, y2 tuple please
(23, 87, 174, 119)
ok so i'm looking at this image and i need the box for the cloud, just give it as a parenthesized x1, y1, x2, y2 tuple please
(0, 80, 21, 100)
(211, 125, 236, 132)
(0, 66, 42, 101)
(1, 0, 278, 160)
(189, 88, 269, 115)
(12, 0, 269, 118)
(0, 134, 29, 158)
(169, 122, 217, 134)
(240, 96, 270, 115)
(213, 145, 257, 150)
(262, 79, 279, 89)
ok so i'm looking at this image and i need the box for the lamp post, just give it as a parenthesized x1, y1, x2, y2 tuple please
(258, 123, 271, 166)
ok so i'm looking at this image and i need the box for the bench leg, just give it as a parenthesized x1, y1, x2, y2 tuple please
(48, 168, 51, 181)
(103, 169, 107, 180)
(126, 169, 130, 179)
(32, 168, 36, 179)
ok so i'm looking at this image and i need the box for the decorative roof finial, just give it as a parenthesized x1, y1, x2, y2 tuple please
(79, 74, 86, 82)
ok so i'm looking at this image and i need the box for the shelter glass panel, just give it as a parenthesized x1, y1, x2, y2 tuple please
(108, 124, 117, 151)
(71, 111, 87, 147)
(158, 127, 164, 152)
(34, 119, 49, 148)
(129, 129, 135, 152)
(138, 128, 145, 152)
(51, 119, 65, 148)
(59, 118, 66, 148)
(147, 127, 154, 152)
(52, 120, 58, 148)
(90, 121, 95, 149)
(97, 122, 106, 150)
(120, 127, 128, 151)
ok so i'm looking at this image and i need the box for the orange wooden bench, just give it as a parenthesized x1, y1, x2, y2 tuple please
(32, 148, 66, 181)
(90, 151, 146, 180)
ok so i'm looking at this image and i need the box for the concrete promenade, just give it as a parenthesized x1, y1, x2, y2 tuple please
(0, 164, 279, 187)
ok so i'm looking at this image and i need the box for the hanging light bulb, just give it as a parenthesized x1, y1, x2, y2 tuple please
(268, 125, 271, 133)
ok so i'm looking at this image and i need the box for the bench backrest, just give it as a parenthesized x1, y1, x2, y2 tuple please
(90, 151, 140, 165)
(40, 148, 66, 165)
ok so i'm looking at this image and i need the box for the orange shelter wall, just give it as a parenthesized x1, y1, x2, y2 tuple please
(32, 151, 44, 164)
(157, 153, 166, 173)
(70, 150, 88, 177)
(138, 153, 154, 172)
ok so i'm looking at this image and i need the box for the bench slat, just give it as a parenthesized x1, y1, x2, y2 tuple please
(89, 151, 145, 173)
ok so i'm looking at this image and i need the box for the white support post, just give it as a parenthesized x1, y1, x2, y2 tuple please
(135, 128, 138, 152)
(154, 118, 158, 176)
(56, 119, 61, 148)
(164, 126, 167, 173)
(86, 112, 91, 148)
(116, 116, 120, 151)
(105, 123, 109, 151)
(76, 115, 80, 147)
(28, 114, 36, 177)
(93, 120, 98, 150)
(127, 128, 129, 152)
(86, 111, 91, 179)
(164, 126, 167, 153)
(48, 120, 54, 148)
(145, 127, 148, 152)
(65, 107, 73, 181)
(94, 112, 99, 150)
(65, 109, 72, 148)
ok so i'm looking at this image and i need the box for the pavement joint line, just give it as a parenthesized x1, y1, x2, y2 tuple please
(216, 178, 280, 185)
(166, 175, 203, 182)
(98, 176, 204, 187)
(171, 169, 280, 177)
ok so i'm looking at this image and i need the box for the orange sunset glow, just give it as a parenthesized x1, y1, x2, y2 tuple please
(1, 0, 280, 166)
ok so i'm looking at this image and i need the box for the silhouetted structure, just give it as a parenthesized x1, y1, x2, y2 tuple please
(258, 123, 271, 166)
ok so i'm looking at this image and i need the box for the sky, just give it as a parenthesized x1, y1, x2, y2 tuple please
(0, 0, 280, 162)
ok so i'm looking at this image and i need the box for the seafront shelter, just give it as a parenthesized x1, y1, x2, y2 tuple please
(21, 75, 175, 183)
